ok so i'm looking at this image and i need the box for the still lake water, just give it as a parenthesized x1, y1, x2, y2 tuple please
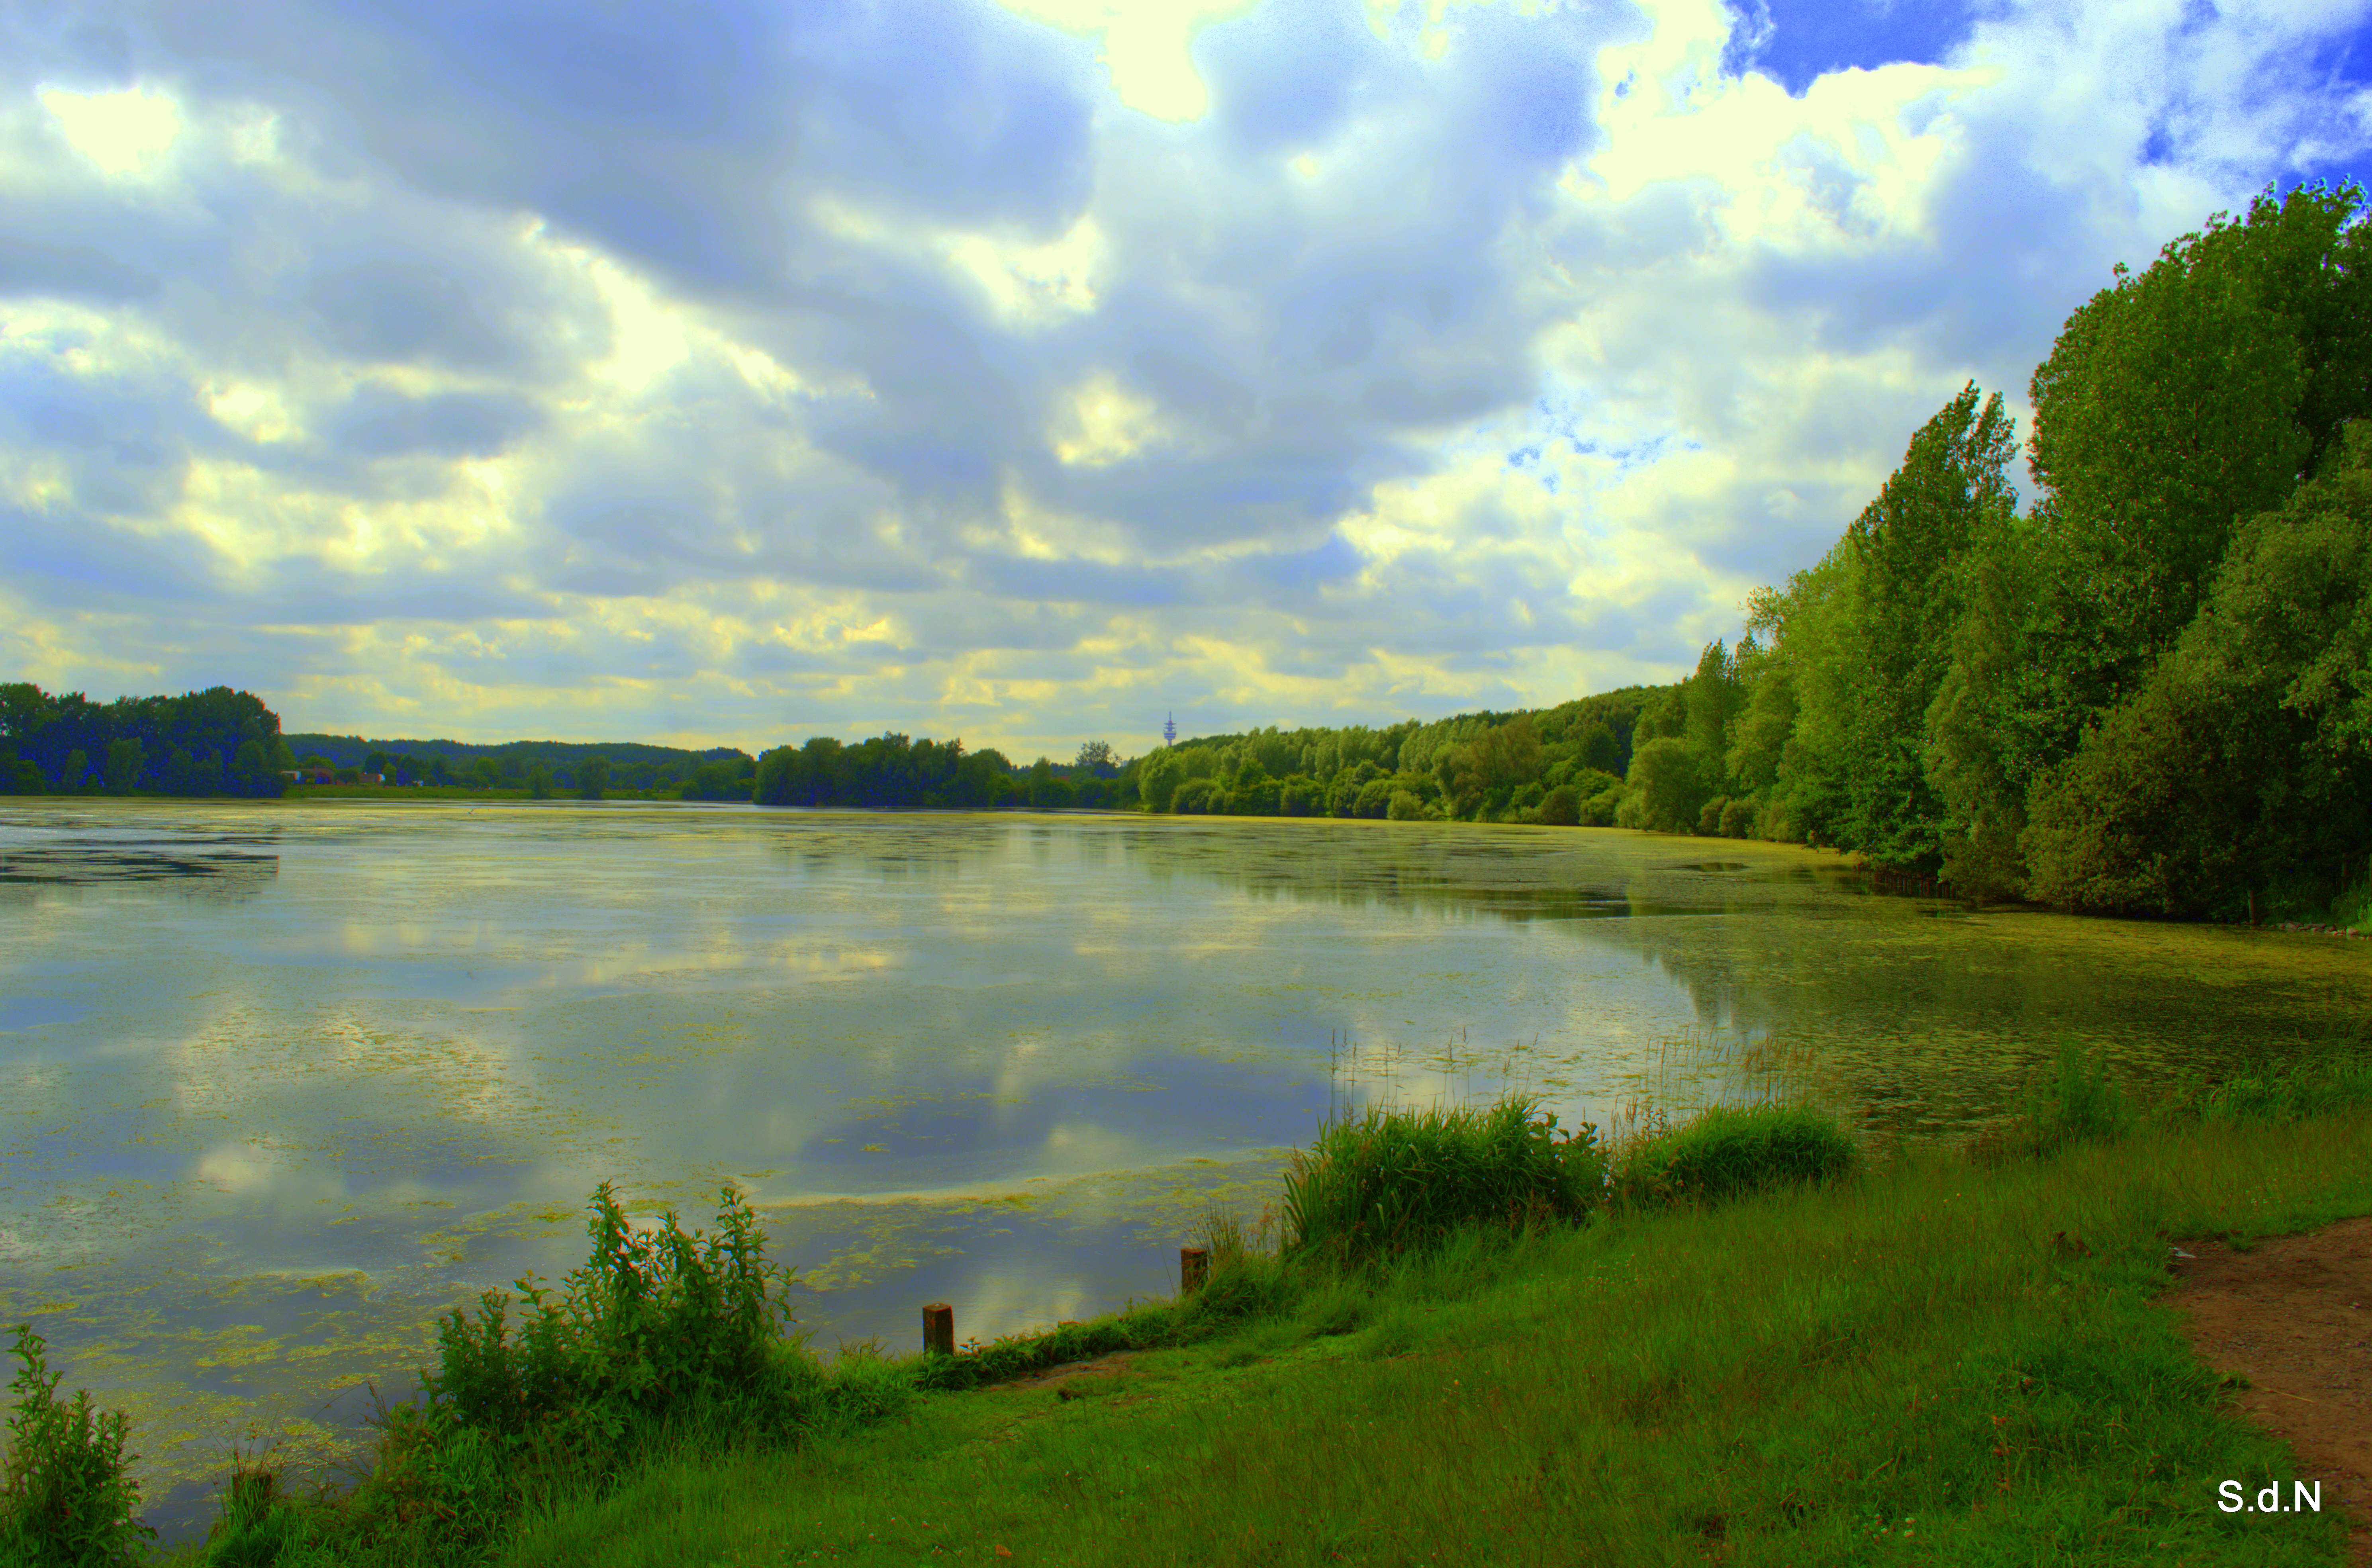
(2, 798, 2366, 1539)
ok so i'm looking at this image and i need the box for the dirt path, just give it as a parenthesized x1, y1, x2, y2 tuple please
(2162, 1216, 2372, 1566)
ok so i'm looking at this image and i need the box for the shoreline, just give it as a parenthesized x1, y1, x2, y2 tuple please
(12, 1060, 2364, 1566)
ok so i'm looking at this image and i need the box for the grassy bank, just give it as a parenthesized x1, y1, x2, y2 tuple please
(8, 1055, 2370, 1566)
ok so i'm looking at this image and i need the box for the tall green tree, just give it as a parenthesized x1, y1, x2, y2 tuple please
(231, 739, 271, 794)
(1683, 638, 1746, 797)
(1921, 508, 2055, 900)
(2023, 420, 2372, 916)
(1618, 737, 1704, 834)
(2022, 184, 2367, 732)
(1753, 543, 1860, 847)
(1834, 382, 2019, 869)
(1135, 748, 1185, 813)
(104, 737, 147, 795)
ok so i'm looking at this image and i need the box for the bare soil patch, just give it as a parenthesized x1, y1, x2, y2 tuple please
(989, 1350, 1147, 1395)
(2163, 1216, 2372, 1566)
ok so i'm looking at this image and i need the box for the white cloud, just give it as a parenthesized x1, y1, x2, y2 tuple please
(39, 84, 183, 178)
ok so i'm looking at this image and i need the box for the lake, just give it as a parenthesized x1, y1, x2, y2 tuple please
(2, 798, 2366, 1542)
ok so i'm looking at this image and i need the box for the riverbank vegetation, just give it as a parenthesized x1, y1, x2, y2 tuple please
(6, 1046, 2370, 1566)
(732, 187, 2370, 931)
(1705, 182, 2372, 926)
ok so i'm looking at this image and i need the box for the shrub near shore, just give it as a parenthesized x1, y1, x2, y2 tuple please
(5, 1047, 2369, 1566)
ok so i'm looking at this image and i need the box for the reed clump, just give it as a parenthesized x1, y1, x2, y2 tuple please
(1276, 1095, 1606, 1272)
(1606, 1101, 1861, 1208)
(2011, 1038, 2139, 1155)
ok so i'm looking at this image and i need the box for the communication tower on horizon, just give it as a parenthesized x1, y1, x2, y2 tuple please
(1163, 713, 1176, 747)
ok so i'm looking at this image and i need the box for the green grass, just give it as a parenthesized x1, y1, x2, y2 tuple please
(7, 1050, 2370, 1566)
(494, 1105, 2367, 1568)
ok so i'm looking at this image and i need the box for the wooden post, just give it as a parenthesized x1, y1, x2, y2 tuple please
(1181, 1246, 1209, 1294)
(923, 1302, 954, 1358)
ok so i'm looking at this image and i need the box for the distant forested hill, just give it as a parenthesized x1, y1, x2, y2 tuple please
(281, 735, 756, 796)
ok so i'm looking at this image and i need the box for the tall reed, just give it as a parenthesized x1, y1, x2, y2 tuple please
(1278, 1095, 1605, 1271)
(1607, 1101, 1860, 1208)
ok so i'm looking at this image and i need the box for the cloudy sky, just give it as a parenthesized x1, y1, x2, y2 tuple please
(5, 0, 2368, 761)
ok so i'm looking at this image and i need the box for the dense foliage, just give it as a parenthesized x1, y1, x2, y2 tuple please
(1712, 182, 2372, 920)
(1113, 689, 1649, 828)
(0, 1326, 156, 1568)
(0, 684, 291, 798)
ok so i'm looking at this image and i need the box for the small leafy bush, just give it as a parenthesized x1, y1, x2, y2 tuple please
(0, 1324, 157, 1568)
(1280, 1096, 1606, 1271)
(2330, 855, 2372, 933)
(1612, 1104, 1858, 1208)
(423, 1183, 810, 1460)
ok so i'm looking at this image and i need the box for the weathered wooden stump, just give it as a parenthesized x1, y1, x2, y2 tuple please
(1181, 1245, 1209, 1294)
(923, 1301, 954, 1357)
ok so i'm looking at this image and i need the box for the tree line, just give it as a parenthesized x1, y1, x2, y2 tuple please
(1673, 182, 2370, 923)
(282, 734, 757, 797)
(0, 684, 293, 797)
(751, 734, 1128, 810)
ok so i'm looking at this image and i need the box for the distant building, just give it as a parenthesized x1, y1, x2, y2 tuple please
(1163, 713, 1176, 747)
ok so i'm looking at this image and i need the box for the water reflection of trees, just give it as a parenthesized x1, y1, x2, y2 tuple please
(754, 816, 2362, 1130)
(1604, 899, 2371, 1134)
(0, 826, 280, 902)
